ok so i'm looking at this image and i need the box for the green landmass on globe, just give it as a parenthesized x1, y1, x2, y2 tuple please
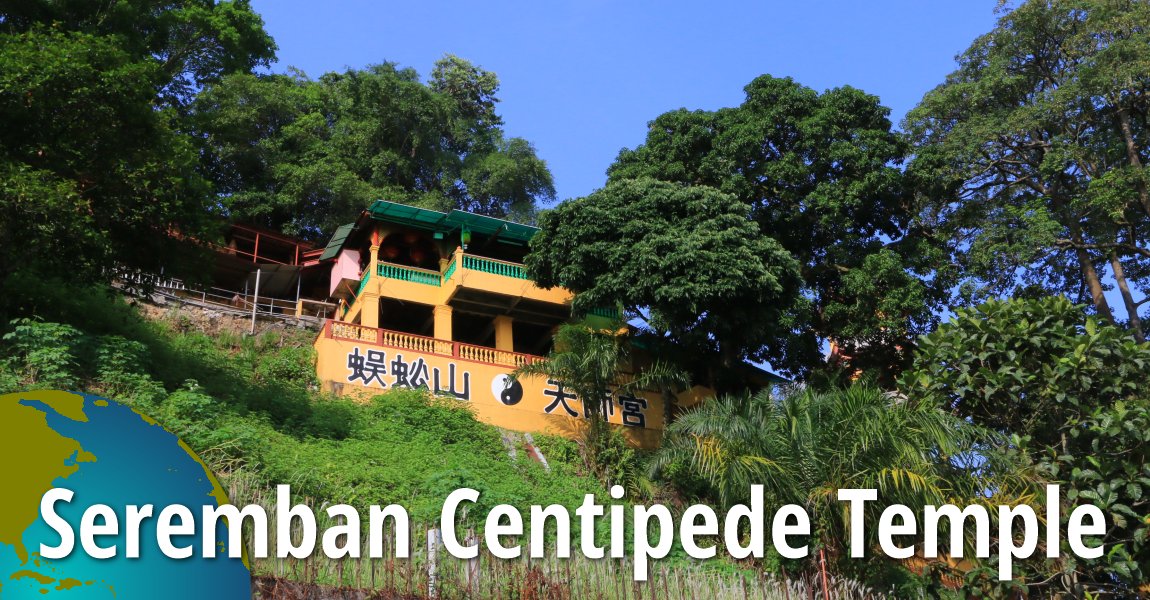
(0, 391, 250, 599)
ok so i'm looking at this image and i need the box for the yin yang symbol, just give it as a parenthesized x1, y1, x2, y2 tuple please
(491, 374, 523, 406)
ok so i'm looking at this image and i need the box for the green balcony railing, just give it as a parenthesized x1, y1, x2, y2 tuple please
(462, 254, 528, 279)
(342, 271, 373, 317)
(354, 271, 371, 297)
(442, 256, 458, 282)
(377, 262, 442, 286)
(588, 306, 622, 320)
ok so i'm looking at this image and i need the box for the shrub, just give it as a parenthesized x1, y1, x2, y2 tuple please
(901, 296, 1150, 448)
(2, 318, 83, 389)
(93, 335, 167, 407)
(255, 344, 317, 389)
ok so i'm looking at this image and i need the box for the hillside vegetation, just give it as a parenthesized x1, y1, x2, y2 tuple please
(1, 276, 602, 521)
(1, 278, 894, 599)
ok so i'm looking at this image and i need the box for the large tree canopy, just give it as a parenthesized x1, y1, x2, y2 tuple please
(192, 56, 556, 240)
(1, 0, 276, 107)
(0, 1, 275, 286)
(527, 177, 801, 383)
(907, 0, 1150, 343)
(535, 75, 942, 377)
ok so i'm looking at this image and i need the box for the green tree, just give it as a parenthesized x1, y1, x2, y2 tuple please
(1055, 402, 1150, 590)
(0, 30, 212, 288)
(902, 296, 1150, 592)
(902, 296, 1149, 450)
(0, 1, 275, 290)
(512, 322, 687, 489)
(430, 53, 502, 147)
(602, 75, 943, 376)
(190, 70, 372, 239)
(526, 178, 801, 386)
(461, 136, 555, 224)
(193, 57, 554, 240)
(655, 384, 992, 578)
(906, 0, 1150, 342)
(0, 0, 276, 107)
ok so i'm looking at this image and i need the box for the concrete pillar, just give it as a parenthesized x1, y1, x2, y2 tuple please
(494, 315, 514, 352)
(434, 305, 453, 341)
(369, 243, 380, 275)
(360, 239, 382, 329)
(360, 292, 380, 329)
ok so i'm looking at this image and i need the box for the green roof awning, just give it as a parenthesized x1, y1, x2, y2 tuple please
(367, 200, 538, 245)
(319, 201, 541, 262)
(443, 209, 538, 245)
(319, 223, 355, 261)
(367, 201, 449, 229)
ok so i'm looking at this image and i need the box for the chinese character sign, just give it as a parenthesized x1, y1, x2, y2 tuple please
(320, 342, 664, 443)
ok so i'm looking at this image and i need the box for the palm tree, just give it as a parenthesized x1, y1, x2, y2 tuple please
(512, 322, 687, 489)
(653, 384, 998, 567)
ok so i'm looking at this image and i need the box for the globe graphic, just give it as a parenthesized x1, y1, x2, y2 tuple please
(0, 391, 250, 599)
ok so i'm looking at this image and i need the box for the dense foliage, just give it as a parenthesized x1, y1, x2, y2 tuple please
(0, 280, 602, 526)
(192, 56, 555, 240)
(0, 0, 276, 108)
(512, 322, 687, 490)
(595, 75, 944, 377)
(526, 179, 801, 382)
(654, 385, 996, 587)
(907, 0, 1150, 343)
(3, 0, 1150, 596)
(903, 296, 1150, 447)
(0, 2, 554, 290)
(0, 0, 277, 286)
(903, 297, 1150, 593)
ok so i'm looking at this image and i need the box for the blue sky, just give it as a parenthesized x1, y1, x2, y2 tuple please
(250, 1, 1001, 205)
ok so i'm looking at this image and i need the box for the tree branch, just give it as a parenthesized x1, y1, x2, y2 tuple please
(1054, 239, 1150, 259)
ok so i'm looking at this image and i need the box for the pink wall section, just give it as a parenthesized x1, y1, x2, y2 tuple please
(329, 249, 362, 296)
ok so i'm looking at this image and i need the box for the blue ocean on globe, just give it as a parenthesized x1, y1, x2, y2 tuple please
(0, 391, 251, 599)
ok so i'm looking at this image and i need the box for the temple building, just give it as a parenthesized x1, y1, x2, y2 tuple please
(312, 201, 684, 447)
(311, 200, 774, 448)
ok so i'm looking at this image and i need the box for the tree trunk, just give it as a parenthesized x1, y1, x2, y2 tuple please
(1052, 193, 1116, 323)
(1114, 105, 1150, 219)
(1073, 243, 1114, 324)
(662, 387, 677, 427)
(716, 342, 740, 396)
(1108, 250, 1146, 343)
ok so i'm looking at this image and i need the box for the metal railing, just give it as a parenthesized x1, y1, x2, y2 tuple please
(114, 272, 336, 322)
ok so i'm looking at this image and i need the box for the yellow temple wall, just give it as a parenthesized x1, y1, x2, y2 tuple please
(314, 321, 669, 448)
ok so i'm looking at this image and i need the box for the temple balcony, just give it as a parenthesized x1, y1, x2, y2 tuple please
(323, 320, 542, 368)
(339, 248, 573, 324)
(440, 250, 573, 320)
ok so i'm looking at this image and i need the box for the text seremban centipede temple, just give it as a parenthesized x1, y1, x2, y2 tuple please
(39, 483, 1105, 582)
